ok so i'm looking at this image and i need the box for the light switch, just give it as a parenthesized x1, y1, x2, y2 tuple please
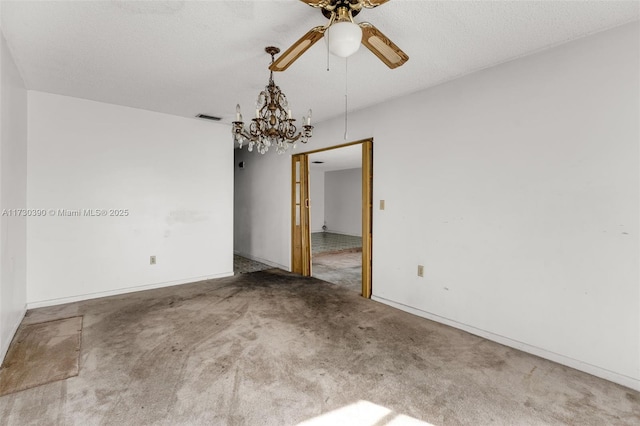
(380, 200, 385, 210)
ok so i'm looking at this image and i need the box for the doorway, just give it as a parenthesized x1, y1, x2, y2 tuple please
(291, 139, 373, 298)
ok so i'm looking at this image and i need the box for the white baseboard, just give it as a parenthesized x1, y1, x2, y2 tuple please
(372, 295, 640, 392)
(0, 305, 27, 364)
(27, 272, 234, 310)
(233, 251, 289, 271)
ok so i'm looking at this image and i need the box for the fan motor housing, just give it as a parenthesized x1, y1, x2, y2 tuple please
(321, 0, 361, 19)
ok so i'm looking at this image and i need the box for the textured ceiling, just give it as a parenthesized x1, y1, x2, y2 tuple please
(1, 1, 638, 125)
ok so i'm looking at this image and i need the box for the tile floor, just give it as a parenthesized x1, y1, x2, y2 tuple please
(311, 232, 362, 254)
(233, 255, 272, 274)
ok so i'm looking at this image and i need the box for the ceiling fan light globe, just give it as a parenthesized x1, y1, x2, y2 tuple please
(325, 21, 362, 58)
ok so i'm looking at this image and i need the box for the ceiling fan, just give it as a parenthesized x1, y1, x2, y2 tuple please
(270, 0, 409, 72)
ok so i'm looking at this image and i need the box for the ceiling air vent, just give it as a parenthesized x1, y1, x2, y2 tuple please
(195, 114, 222, 121)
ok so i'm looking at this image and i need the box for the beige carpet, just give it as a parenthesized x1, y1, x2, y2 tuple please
(0, 270, 637, 425)
(0, 316, 82, 397)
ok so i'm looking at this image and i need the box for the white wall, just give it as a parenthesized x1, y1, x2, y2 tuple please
(27, 92, 233, 306)
(234, 147, 290, 269)
(232, 22, 640, 390)
(309, 169, 325, 233)
(324, 168, 361, 236)
(0, 30, 27, 361)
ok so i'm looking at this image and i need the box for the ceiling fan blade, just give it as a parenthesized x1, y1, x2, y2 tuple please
(298, 0, 332, 8)
(270, 26, 326, 72)
(358, 0, 391, 8)
(359, 22, 409, 69)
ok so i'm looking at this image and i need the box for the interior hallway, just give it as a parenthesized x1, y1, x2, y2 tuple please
(0, 270, 637, 425)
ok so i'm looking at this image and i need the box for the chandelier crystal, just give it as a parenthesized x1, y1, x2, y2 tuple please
(233, 46, 313, 155)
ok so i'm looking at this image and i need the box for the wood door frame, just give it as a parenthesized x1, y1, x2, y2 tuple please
(291, 138, 373, 298)
(291, 154, 311, 276)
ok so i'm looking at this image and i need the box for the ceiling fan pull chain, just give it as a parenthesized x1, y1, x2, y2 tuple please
(326, 29, 331, 71)
(344, 57, 349, 140)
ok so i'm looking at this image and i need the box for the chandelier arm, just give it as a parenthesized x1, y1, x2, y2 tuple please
(285, 132, 302, 144)
(283, 121, 298, 140)
(232, 121, 252, 140)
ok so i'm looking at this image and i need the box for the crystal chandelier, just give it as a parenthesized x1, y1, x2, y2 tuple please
(233, 46, 313, 155)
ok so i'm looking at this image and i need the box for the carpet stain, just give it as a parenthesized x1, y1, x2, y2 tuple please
(0, 270, 638, 425)
(0, 316, 82, 397)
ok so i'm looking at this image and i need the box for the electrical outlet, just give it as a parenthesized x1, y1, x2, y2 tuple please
(380, 200, 385, 210)
(150, 255, 156, 265)
(417, 265, 424, 277)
